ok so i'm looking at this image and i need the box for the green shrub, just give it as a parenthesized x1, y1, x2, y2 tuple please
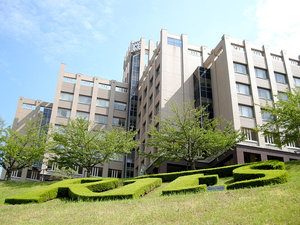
(162, 174, 218, 195)
(69, 178, 162, 200)
(5, 178, 118, 204)
(136, 163, 246, 182)
(227, 161, 288, 189)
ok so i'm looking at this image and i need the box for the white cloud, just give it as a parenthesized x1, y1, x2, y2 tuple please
(0, 0, 115, 58)
(254, 0, 300, 57)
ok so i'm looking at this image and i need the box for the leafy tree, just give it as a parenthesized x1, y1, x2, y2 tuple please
(50, 167, 78, 180)
(50, 118, 138, 177)
(141, 102, 245, 170)
(0, 118, 49, 180)
(258, 88, 300, 147)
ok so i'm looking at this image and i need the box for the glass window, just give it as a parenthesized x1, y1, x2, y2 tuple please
(149, 94, 153, 106)
(60, 92, 73, 102)
(99, 83, 111, 90)
(155, 102, 160, 115)
(236, 83, 251, 95)
(78, 95, 91, 105)
(80, 80, 93, 87)
(96, 99, 109, 107)
(167, 37, 182, 47)
(290, 59, 300, 66)
(239, 105, 254, 118)
(231, 44, 245, 52)
(95, 114, 108, 125)
(275, 72, 287, 84)
(255, 68, 268, 79)
(112, 117, 126, 127)
(91, 167, 103, 177)
(278, 92, 288, 101)
(22, 104, 36, 110)
(155, 83, 160, 95)
(76, 111, 90, 120)
(272, 55, 283, 61)
(188, 49, 201, 56)
(252, 49, 263, 56)
(156, 66, 160, 77)
(114, 102, 127, 111)
(144, 49, 149, 66)
(108, 169, 122, 178)
(265, 135, 275, 144)
(57, 108, 71, 118)
(115, 87, 127, 92)
(241, 128, 258, 141)
(258, 88, 272, 100)
(294, 77, 300, 87)
(234, 63, 248, 74)
(262, 111, 272, 121)
(63, 77, 76, 83)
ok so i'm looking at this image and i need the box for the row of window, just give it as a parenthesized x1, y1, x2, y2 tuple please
(57, 108, 126, 127)
(234, 63, 300, 86)
(239, 104, 271, 121)
(60, 93, 127, 111)
(63, 77, 128, 92)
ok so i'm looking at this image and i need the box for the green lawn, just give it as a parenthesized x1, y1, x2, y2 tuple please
(0, 160, 299, 225)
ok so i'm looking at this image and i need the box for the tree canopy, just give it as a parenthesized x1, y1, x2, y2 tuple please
(49, 118, 139, 177)
(141, 102, 245, 170)
(258, 88, 300, 147)
(0, 118, 49, 180)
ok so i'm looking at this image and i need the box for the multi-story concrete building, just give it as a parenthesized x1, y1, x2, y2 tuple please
(133, 30, 300, 176)
(0, 97, 52, 181)
(2, 29, 300, 180)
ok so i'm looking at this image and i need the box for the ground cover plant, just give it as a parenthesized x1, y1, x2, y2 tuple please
(4, 160, 287, 204)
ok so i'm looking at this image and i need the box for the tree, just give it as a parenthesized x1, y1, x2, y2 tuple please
(141, 102, 245, 170)
(0, 118, 49, 180)
(258, 88, 300, 147)
(49, 118, 139, 177)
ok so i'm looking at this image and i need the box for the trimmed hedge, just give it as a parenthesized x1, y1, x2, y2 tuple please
(227, 161, 288, 189)
(136, 163, 247, 182)
(5, 178, 119, 204)
(162, 174, 218, 195)
(69, 178, 162, 200)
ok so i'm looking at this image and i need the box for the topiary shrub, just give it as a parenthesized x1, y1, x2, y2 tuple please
(226, 160, 288, 189)
(162, 174, 218, 195)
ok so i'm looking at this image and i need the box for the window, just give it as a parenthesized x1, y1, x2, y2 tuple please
(57, 108, 71, 118)
(149, 77, 153, 88)
(114, 101, 126, 111)
(290, 59, 300, 66)
(96, 99, 109, 107)
(155, 83, 160, 95)
(294, 77, 300, 87)
(231, 44, 245, 52)
(142, 122, 146, 134)
(11, 169, 22, 178)
(63, 77, 76, 83)
(272, 54, 283, 61)
(95, 114, 108, 125)
(255, 68, 268, 79)
(148, 113, 153, 124)
(143, 104, 147, 115)
(236, 83, 251, 95)
(60, 92, 73, 102)
(108, 169, 122, 178)
(78, 95, 92, 105)
(239, 105, 254, 118)
(22, 104, 36, 110)
(252, 49, 263, 56)
(76, 111, 90, 120)
(155, 102, 160, 115)
(112, 117, 126, 127)
(91, 167, 103, 177)
(258, 88, 272, 100)
(261, 111, 273, 121)
(167, 37, 182, 47)
(265, 135, 275, 144)
(156, 66, 160, 77)
(144, 87, 147, 97)
(144, 49, 149, 66)
(242, 128, 258, 141)
(80, 80, 93, 87)
(98, 83, 111, 90)
(188, 49, 201, 56)
(234, 63, 248, 74)
(115, 87, 127, 92)
(275, 72, 287, 84)
(149, 94, 153, 106)
(278, 92, 288, 101)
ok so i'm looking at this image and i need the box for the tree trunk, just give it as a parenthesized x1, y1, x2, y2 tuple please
(6, 170, 12, 181)
(86, 168, 91, 177)
(191, 161, 196, 170)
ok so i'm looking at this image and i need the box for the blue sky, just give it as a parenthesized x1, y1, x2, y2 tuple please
(0, 0, 300, 127)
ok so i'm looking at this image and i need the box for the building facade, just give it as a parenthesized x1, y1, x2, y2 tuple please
(2, 29, 300, 180)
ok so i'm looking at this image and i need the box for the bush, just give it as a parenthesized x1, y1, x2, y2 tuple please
(227, 161, 288, 189)
(136, 163, 246, 182)
(162, 174, 218, 195)
(5, 178, 118, 204)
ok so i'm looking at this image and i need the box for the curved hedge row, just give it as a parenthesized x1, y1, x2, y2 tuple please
(162, 174, 218, 195)
(227, 161, 288, 189)
(136, 163, 247, 182)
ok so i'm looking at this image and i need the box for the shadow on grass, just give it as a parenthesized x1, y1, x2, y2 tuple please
(0, 180, 54, 188)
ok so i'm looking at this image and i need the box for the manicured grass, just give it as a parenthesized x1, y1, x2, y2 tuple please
(0, 160, 299, 224)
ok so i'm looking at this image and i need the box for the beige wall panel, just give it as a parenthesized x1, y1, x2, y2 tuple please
(95, 107, 109, 115)
(235, 74, 250, 84)
(97, 89, 110, 99)
(79, 86, 93, 96)
(113, 110, 127, 118)
(256, 78, 271, 89)
(277, 83, 290, 92)
(55, 117, 69, 125)
(114, 92, 128, 102)
(232, 51, 247, 64)
(252, 56, 267, 68)
(272, 61, 286, 73)
(237, 94, 253, 105)
(58, 100, 72, 109)
(77, 103, 90, 112)
(240, 117, 256, 128)
(291, 66, 300, 76)
(61, 82, 75, 93)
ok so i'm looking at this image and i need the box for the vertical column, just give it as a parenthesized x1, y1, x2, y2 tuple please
(282, 50, 295, 90)
(263, 46, 278, 98)
(70, 74, 81, 119)
(89, 77, 99, 123)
